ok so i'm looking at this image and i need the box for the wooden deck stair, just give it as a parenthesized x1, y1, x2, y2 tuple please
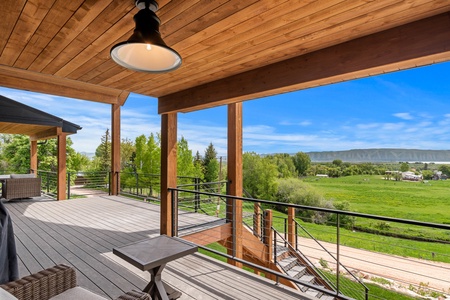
(180, 219, 336, 299)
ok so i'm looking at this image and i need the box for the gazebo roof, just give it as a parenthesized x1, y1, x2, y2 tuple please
(1, 1, 449, 113)
(0, 95, 82, 140)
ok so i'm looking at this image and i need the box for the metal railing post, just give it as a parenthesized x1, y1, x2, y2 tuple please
(135, 172, 139, 196)
(171, 189, 178, 237)
(108, 171, 111, 195)
(67, 172, 71, 199)
(46, 172, 50, 193)
(194, 177, 200, 213)
(232, 196, 236, 257)
(336, 213, 341, 295)
(273, 229, 277, 263)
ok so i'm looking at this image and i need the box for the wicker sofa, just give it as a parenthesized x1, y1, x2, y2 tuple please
(0, 264, 151, 300)
(0, 174, 41, 200)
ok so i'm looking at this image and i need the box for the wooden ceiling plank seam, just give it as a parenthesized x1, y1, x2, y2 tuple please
(66, 23, 130, 82)
(157, 12, 450, 113)
(160, 0, 229, 37)
(162, 0, 260, 45)
(66, 19, 135, 81)
(130, 0, 378, 93)
(96, 0, 286, 89)
(109, 0, 338, 91)
(171, 0, 290, 50)
(0, 0, 27, 54)
(54, 1, 136, 77)
(28, 0, 114, 72)
(157, 0, 202, 25)
(0, 0, 56, 66)
(40, 0, 118, 74)
(14, 0, 85, 69)
(140, 1, 450, 96)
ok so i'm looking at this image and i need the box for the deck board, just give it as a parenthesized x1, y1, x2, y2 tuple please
(4, 195, 311, 300)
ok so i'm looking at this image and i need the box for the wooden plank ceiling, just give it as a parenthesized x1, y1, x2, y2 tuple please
(1, 0, 450, 113)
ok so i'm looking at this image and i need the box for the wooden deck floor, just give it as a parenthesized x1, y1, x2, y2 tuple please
(4, 195, 310, 300)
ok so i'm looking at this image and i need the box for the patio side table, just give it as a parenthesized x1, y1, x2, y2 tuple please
(113, 235, 198, 300)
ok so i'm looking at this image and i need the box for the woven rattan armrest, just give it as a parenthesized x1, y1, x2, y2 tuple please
(0, 264, 151, 300)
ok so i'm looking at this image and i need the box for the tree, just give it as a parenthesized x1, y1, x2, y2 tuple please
(202, 143, 219, 183)
(276, 178, 331, 223)
(94, 129, 111, 171)
(120, 138, 135, 170)
(292, 152, 311, 176)
(2, 135, 78, 173)
(400, 162, 410, 172)
(243, 152, 278, 200)
(332, 159, 343, 167)
(438, 165, 450, 177)
(267, 153, 297, 178)
(177, 136, 195, 177)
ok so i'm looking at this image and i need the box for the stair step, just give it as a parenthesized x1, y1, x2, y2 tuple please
(278, 257, 297, 270)
(287, 265, 307, 279)
(319, 294, 335, 300)
(305, 288, 323, 298)
(298, 274, 315, 283)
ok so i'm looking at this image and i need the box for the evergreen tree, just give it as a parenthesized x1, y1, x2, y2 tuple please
(94, 129, 111, 171)
(203, 142, 219, 182)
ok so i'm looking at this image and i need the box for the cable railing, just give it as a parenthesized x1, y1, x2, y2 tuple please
(37, 170, 110, 199)
(169, 187, 450, 300)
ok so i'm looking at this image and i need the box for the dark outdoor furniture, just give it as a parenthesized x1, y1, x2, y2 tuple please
(113, 235, 198, 300)
(1, 175, 41, 200)
(0, 264, 151, 300)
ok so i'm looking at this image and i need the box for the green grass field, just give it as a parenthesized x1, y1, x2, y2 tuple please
(304, 175, 450, 224)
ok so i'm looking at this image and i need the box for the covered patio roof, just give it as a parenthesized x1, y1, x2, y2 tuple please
(0, 95, 81, 140)
(1, 1, 449, 112)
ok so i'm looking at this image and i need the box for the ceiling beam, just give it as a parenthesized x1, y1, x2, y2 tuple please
(159, 12, 450, 114)
(30, 127, 59, 141)
(0, 65, 127, 104)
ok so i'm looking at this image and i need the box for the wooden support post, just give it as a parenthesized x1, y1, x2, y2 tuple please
(263, 209, 274, 280)
(111, 104, 121, 195)
(288, 207, 295, 247)
(226, 103, 243, 267)
(57, 131, 67, 200)
(160, 113, 177, 236)
(30, 139, 37, 174)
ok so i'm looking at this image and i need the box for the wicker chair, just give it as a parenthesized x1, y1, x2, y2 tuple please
(1, 177, 41, 200)
(0, 264, 151, 300)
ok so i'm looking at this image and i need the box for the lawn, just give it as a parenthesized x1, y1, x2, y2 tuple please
(304, 175, 450, 224)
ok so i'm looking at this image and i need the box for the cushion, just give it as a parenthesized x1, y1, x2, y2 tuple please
(10, 174, 35, 179)
(0, 287, 18, 300)
(0, 175, 11, 179)
(50, 287, 107, 300)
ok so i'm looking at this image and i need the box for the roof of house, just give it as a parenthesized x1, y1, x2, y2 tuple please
(0, 95, 82, 139)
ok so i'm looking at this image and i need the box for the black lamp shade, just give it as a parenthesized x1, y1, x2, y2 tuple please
(111, 7, 181, 73)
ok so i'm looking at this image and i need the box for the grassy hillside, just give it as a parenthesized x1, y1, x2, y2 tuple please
(304, 175, 450, 224)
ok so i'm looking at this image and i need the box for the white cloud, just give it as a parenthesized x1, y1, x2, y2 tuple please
(393, 112, 413, 120)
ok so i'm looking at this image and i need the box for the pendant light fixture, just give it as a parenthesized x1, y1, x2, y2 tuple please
(110, 0, 181, 73)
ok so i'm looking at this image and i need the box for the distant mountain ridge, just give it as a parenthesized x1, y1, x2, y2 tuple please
(306, 148, 450, 163)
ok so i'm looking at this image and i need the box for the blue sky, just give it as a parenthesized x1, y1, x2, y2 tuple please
(1, 61, 450, 157)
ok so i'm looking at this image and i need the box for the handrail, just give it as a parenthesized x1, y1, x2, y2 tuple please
(198, 245, 356, 300)
(272, 226, 339, 293)
(170, 187, 450, 230)
(292, 219, 369, 300)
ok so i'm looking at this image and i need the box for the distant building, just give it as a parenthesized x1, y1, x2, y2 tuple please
(432, 171, 448, 180)
(402, 171, 422, 181)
